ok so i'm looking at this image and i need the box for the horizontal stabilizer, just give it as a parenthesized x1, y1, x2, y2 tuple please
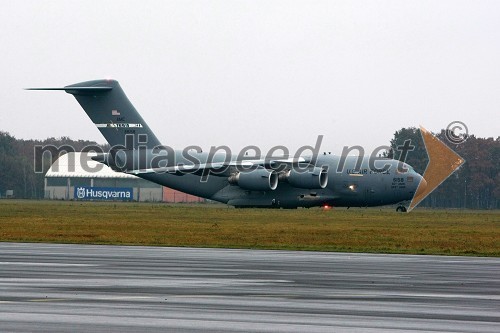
(25, 87, 112, 94)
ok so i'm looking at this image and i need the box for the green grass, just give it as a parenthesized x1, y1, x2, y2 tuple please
(0, 200, 499, 256)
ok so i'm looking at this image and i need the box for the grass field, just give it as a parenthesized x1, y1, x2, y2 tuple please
(0, 200, 499, 256)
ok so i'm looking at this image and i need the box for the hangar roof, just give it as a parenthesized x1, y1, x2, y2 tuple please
(45, 152, 138, 179)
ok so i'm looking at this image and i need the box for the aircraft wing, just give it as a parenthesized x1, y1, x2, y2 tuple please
(126, 157, 314, 176)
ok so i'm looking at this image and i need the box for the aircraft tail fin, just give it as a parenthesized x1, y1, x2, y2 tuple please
(27, 79, 161, 149)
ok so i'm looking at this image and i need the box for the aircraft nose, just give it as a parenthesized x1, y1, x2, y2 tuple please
(409, 173, 428, 206)
(418, 175, 427, 191)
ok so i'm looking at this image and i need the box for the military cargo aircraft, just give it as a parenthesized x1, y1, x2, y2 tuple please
(29, 79, 426, 211)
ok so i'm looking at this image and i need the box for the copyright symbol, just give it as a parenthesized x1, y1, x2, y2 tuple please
(445, 121, 468, 144)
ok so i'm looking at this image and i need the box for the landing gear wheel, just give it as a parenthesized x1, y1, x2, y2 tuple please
(396, 206, 407, 213)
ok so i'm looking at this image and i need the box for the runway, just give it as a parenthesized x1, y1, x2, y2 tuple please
(0, 243, 499, 332)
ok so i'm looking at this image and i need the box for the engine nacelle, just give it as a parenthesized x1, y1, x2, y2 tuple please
(228, 169, 278, 191)
(280, 167, 328, 189)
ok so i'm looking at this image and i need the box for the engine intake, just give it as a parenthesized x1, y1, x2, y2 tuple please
(280, 167, 328, 189)
(228, 169, 278, 191)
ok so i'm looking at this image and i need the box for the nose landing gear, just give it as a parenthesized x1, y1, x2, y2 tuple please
(396, 205, 407, 213)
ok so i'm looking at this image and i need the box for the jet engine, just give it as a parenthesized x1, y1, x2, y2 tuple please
(279, 167, 328, 189)
(228, 169, 278, 191)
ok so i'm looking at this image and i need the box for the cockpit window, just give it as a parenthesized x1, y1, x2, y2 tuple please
(396, 163, 410, 174)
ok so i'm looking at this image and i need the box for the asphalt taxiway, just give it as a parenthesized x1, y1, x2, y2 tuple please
(0, 243, 499, 332)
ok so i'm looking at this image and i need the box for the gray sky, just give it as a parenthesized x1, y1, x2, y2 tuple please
(1, 0, 499, 154)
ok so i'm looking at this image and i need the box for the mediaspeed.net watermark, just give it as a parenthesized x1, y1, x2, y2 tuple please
(34, 134, 419, 178)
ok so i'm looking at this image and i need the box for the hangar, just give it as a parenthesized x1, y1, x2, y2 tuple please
(45, 152, 203, 203)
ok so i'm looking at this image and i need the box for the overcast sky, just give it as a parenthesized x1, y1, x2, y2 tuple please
(1, 0, 499, 154)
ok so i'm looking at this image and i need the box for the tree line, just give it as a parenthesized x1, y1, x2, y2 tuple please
(0, 131, 104, 199)
(0, 129, 498, 208)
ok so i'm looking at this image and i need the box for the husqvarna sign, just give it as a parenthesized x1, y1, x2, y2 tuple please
(74, 186, 133, 201)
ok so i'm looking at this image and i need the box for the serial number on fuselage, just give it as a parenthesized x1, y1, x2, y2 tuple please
(346, 169, 391, 175)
